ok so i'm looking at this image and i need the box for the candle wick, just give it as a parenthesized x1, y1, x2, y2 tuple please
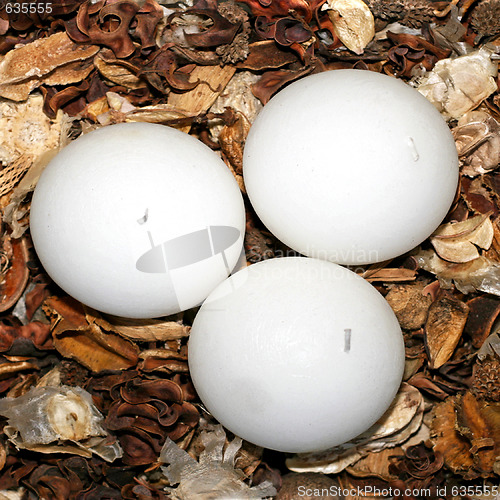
(137, 208, 149, 225)
(344, 329, 351, 353)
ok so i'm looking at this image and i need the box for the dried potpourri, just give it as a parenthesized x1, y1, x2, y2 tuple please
(0, 0, 499, 498)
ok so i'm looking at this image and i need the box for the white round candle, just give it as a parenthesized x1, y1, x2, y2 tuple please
(30, 122, 245, 318)
(243, 69, 459, 265)
(188, 257, 405, 453)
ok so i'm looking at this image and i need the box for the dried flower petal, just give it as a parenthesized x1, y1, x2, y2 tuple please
(323, 0, 375, 55)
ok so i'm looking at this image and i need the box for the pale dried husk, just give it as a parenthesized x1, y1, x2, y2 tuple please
(0, 385, 122, 462)
(414, 249, 500, 296)
(160, 424, 276, 499)
(322, 0, 375, 55)
(0, 94, 64, 166)
(453, 110, 500, 177)
(286, 383, 424, 474)
(417, 46, 498, 120)
(209, 71, 263, 140)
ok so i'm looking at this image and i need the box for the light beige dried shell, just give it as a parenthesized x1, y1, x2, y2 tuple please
(286, 383, 424, 474)
(322, 0, 375, 55)
(431, 214, 494, 263)
(417, 46, 498, 120)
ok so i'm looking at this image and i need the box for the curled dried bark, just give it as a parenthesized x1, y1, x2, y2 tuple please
(386, 30, 450, 78)
(169, 2, 242, 48)
(105, 374, 199, 465)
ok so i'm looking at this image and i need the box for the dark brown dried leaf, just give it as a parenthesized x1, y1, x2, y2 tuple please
(252, 66, 313, 105)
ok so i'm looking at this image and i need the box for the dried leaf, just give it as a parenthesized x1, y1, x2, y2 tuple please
(44, 297, 139, 372)
(168, 64, 236, 115)
(431, 214, 494, 263)
(86, 1, 141, 58)
(347, 447, 404, 482)
(453, 110, 500, 177)
(252, 67, 313, 105)
(461, 177, 498, 215)
(209, 70, 262, 141)
(464, 295, 500, 348)
(323, 0, 375, 55)
(362, 268, 417, 282)
(94, 51, 147, 90)
(417, 46, 498, 120)
(277, 473, 340, 499)
(94, 315, 190, 341)
(424, 291, 469, 369)
(0, 32, 99, 101)
(431, 395, 476, 477)
(236, 40, 299, 70)
(385, 281, 433, 330)
(456, 392, 500, 478)
(219, 113, 250, 175)
(172, 5, 241, 48)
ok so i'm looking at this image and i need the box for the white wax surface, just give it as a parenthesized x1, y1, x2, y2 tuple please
(189, 257, 405, 453)
(243, 69, 459, 265)
(30, 122, 245, 318)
